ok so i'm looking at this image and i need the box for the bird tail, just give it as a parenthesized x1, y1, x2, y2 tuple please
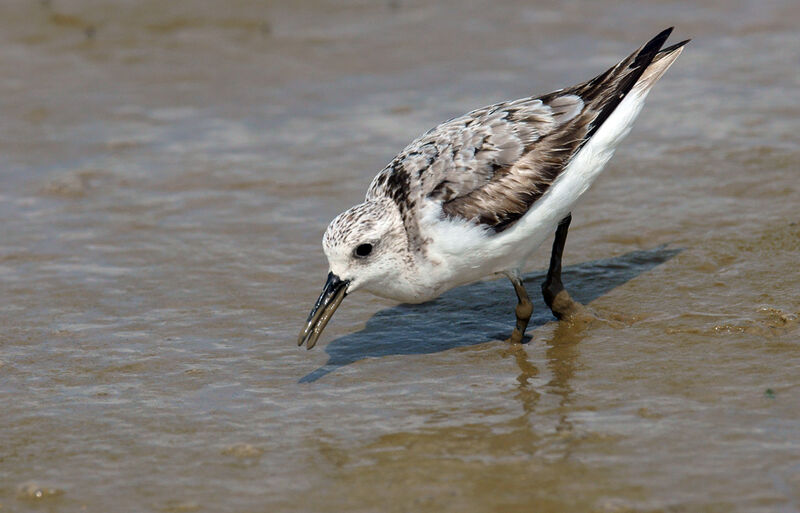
(571, 27, 689, 141)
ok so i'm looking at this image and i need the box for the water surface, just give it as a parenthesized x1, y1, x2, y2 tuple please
(1, 1, 799, 511)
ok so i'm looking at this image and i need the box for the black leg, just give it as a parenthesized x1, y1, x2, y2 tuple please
(542, 214, 581, 319)
(505, 272, 533, 344)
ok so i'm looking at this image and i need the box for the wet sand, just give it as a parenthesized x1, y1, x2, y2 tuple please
(1, 1, 799, 511)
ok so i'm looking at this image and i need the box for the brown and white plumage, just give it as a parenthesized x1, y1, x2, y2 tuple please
(367, 28, 688, 242)
(299, 28, 688, 349)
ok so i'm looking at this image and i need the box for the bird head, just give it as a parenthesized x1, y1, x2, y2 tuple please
(297, 199, 409, 349)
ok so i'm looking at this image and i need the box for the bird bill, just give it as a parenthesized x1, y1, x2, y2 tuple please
(298, 272, 349, 349)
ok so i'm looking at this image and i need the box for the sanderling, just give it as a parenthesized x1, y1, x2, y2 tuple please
(299, 28, 688, 349)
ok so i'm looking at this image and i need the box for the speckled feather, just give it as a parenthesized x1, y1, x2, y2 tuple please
(366, 28, 686, 251)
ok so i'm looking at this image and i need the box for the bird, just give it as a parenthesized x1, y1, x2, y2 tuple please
(298, 28, 688, 350)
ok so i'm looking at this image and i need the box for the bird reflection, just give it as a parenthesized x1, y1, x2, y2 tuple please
(500, 342, 541, 417)
(501, 308, 593, 438)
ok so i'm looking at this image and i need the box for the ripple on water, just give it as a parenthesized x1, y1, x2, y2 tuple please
(38, 169, 118, 198)
(221, 443, 265, 459)
(16, 481, 65, 501)
(159, 499, 201, 513)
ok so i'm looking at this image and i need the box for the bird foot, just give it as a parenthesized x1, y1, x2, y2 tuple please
(505, 329, 527, 345)
(548, 290, 633, 331)
(546, 289, 587, 321)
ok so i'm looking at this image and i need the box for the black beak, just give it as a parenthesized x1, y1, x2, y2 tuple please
(298, 272, 349, 350)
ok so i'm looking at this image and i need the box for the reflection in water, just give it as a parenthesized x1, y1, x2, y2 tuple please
(500, 343, 541, 437)
(501, 305, 591, 448)
(546, 320, 587, 437)
(300, 246, 681, 382)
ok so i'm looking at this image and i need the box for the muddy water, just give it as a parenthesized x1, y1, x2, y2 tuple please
(1, 0, 799, 511)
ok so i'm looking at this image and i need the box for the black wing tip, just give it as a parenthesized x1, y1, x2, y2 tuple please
(652, 26, 675, 45)
(659, 26, 675, 37)
(658, 38, 691, 55)
(633, 27, 674, 68)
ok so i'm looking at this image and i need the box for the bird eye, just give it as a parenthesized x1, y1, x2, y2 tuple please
(354, 243, 373, 258)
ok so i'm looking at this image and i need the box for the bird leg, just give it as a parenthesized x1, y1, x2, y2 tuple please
(505, 271, 533, 344)
(541, 214, 583, 319)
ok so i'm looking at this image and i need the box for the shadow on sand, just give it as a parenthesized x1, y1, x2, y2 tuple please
(300, 246, 681, 383)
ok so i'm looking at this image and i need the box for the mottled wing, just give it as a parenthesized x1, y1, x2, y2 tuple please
(367, 28, 679, 242)
(435, 94, 586, 232)
(367, 96, 571, 229)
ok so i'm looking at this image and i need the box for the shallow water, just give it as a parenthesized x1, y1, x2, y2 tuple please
(1, 1, 799, 511)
